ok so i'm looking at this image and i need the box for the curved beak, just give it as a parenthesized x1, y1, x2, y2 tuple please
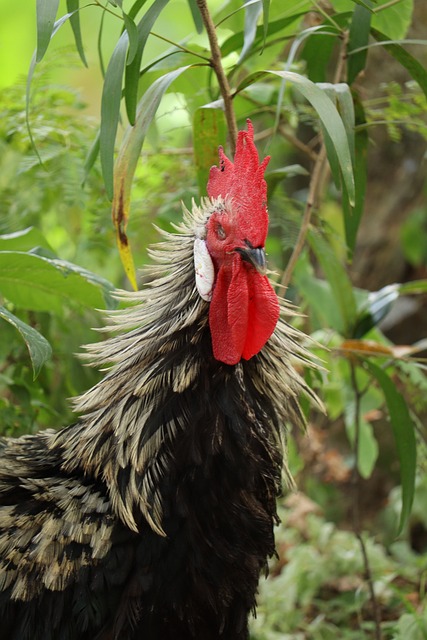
(235, 245, 267, 275)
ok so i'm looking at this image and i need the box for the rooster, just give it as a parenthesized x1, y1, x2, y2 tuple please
(0, 121, 314, 639)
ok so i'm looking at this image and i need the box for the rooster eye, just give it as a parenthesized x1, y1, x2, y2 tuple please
(216, 224, 226, 240)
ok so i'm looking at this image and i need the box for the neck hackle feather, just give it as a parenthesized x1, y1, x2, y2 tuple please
(0, 122, 318, 640)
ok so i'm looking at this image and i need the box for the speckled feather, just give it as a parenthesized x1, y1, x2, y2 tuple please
(0, 199, 317, 640)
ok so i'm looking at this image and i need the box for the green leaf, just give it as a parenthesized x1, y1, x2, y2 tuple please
(358, 419, 379, 479)
(236, 71, 355, 204)
(123, 13, 139, 65)
(221, 14, 305, 59)
(302, 30, 338, 83)
(366, 361, 417, 535)
(193, 108, 227, 197)
(27, 12, 74, 166)
(66, 0, 87, 67)
(128, 0, 150, 20)
(308, 232, 357, 336)
(399, 279, 427, 295)
(265, 71, 355, 206)
(100, 30, 129, 200)
(0, 228, 54, 253)
(343, 95, 368, 253)
(83, 129, 100, 185)
(36, 0, 61, 62)
(371, 0, 414, 40)
(187, 0, 203, 33)
(97, 7, 107, 78)
(293, 254, 345, 332)
(0, 252, 116, 313)
(262, 0, 270, 47)
(112, 65, 193, 288)
(239, 0, 263, 63)
(316, 82, 355, 191)
(0, 306, 52, 379)
(124, 0, 171, 126)
(370, 29, 427, 100)
(347, 2, 373, 84)
(346, 415, 379, 479)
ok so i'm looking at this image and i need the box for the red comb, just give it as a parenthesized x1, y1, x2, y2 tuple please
(207, 120, 270, 247)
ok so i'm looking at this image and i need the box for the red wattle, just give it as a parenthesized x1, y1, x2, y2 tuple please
(209, 255, 279, 365)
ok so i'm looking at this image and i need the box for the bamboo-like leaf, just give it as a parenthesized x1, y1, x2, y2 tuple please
(97, 7, 107, 78)
(112, 65, 193, 289)
(262, 0, 270, 46)
(302, 29, 337, 83)
(370, 28, 427, 100)
(366, 361, 417, 535)
(193, 108, 227, 198)
(128, 0, 150, 19)
(347, 2, 373, 84)
(351, 0, 375, 9)
(124, 0, 171, 126)
(100, 30, 129, 200)
(316, 82, 355, 192)
(239, 0, 263, 63)
(66, 0, 87, 67)
(343, 95, 368, 254)
(0, 306, 52, 379)
(187, 0, 203, 33)
(399, 279, 427, 294)
(221, 14, 305, 59)
(36, 0, 61, 62)
(308, 232, 357, 336)
(265, 71, 355, 206)
(236, 71, 355, 205)
(123, 13, 139, 65)
(83, 130, 100, 185)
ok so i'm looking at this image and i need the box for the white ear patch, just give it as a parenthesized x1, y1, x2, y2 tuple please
(194, 238, 215, 302)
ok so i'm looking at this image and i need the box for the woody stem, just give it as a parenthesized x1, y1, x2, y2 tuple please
(196, 0, 238, 154)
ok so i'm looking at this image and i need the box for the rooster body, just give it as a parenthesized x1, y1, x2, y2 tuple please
(0, 124, 312, 639)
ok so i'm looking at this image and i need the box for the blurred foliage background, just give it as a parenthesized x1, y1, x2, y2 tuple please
(1, 0, 427, 637)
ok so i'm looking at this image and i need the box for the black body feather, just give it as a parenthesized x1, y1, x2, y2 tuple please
(0, 201, 314, 639)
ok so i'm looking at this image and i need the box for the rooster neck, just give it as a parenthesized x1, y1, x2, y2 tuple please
(52, 200, 313, 536)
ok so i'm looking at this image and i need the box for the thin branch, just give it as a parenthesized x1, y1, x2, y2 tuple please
(372, 0, 402, 12)
(277, 125, 319, 162)
(196, 0, 237, 154)
(280, 30, 349, 289)
(280, 144, 327, 288)
(150, 32, 211, 62)
(350, 362, 383, 640)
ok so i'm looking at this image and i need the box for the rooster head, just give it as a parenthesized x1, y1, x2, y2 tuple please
(195, 120, 280, 366)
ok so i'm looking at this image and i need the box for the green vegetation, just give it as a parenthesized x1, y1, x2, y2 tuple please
(1, 0, 427, 636)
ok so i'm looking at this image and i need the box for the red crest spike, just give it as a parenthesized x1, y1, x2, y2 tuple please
(207, 120, 270, 248)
